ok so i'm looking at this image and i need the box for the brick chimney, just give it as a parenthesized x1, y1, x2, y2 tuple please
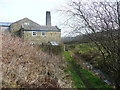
(46, 11, 51, 26)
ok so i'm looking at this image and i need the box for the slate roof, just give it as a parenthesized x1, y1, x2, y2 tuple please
(23, 25, 61, 32)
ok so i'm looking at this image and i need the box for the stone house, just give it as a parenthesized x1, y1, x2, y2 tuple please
(9, 11, 61, 45)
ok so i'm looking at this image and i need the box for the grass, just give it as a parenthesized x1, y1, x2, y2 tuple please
(63, 51, 72, 61)
(65, 43, 98, 53)
(63, 51, 111, 88)
(78, 43, 97, 53)
(80, 69, 110, 88)
(63, 51, 86, 88)
(68, 63, 86, 88)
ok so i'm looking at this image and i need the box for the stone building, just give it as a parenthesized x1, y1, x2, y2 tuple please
(0, 22, 11, 33)
(9, 11, 61, 45)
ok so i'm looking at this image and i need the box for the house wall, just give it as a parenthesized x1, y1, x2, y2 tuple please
(23, 31, 61, 44)
(10, 18, 40, 32)
(9, 18, 61, 44)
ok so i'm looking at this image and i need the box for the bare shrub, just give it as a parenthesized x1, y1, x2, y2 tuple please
(1, 33, 71, 88)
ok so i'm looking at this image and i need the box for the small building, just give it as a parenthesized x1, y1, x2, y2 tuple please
(9, 11, 61, 45)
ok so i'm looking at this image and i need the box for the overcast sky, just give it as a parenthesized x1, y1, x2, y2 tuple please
(0, 0, 117, 24)
(0, 0, 117, 37)
(0, 0, 66, 26)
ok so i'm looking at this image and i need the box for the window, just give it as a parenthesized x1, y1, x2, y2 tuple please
(41, 32, 46, 36)
(32, 31, 37, 36)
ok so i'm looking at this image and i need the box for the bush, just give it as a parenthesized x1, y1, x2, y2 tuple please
(40, 45, 63, 55)
(1, 33, 71, 88)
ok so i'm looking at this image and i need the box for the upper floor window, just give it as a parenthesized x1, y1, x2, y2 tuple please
(41, 32, 46, 36)
(32, 31, 37, 36)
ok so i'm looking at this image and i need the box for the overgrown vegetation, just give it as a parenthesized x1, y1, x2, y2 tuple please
(40, 45, 63, 55)
(1, 33, 72, 88)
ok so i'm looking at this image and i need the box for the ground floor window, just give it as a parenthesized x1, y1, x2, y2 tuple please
(41, 32, 46, 36)
(32, 31, 37, 36)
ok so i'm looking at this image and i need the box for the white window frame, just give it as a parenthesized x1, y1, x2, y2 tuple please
(32, 31, 37, 36)
(41, 32, 46, 36)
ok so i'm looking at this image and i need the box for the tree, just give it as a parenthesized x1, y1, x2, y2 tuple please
(62, 0, 120, 89)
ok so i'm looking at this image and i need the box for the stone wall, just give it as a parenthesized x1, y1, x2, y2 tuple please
(10, 18, 40, 32)
(23, 31, 61, 44)
(9, 18, 61, 44)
